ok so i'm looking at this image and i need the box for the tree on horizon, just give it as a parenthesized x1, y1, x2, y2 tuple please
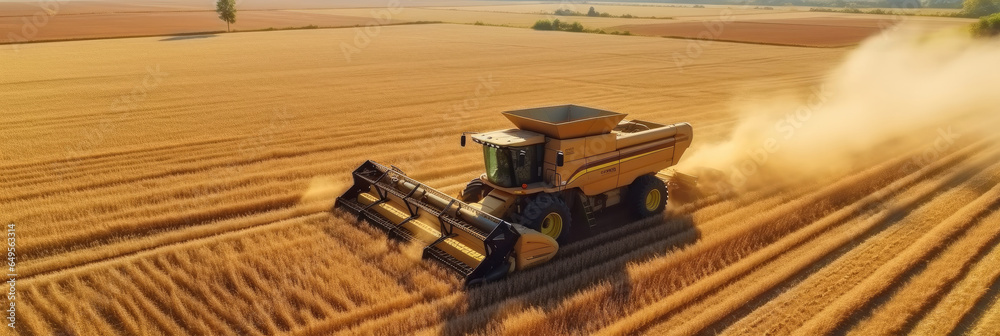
(217, 0, 237, 32)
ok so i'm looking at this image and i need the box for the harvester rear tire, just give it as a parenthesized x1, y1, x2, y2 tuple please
(460, 178, 492, 203)
(628, 174, 668, 218)
(519, 194, 572, 243)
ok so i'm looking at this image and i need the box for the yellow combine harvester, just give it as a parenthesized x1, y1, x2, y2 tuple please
(336, 105, 694, 285)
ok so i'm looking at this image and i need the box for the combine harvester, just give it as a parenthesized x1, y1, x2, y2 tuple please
(336, 105, 695, 284)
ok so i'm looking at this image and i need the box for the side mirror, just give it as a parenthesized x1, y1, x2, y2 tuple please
(460, 135, 466, 147)
(517, 150, 526, 166)
(556, 151, 564, 167)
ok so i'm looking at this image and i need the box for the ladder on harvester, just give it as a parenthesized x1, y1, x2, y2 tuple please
(577, 193, 597, 227)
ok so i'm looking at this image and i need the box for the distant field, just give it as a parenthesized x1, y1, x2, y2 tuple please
(0, 0, 974, 46)
(434, 2, 965, 18)
(610, 17, 885, 47)
(434, 3, 794, 17)
(0, 0, 529, 15)
(0, 0, 540, 41)
(288, 7, 666, 29)
(5, 21, 1000, 335)
(0, 11, 378, 41)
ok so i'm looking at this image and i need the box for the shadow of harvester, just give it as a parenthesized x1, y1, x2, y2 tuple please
(443, 209, 700, 335)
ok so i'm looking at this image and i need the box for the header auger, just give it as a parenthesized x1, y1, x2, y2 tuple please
(335, 105, 695, 285)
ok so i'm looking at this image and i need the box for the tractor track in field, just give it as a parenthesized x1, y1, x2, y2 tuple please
(18, 160, 487, 272)
(675, 151, 1000, 336)
(594, 137, 998, 335)
(22, 210, 457, 335)
(796, 180, 1000, 335)
(24, 192, 305, 258)
(848, 207, 1000, 335)
(909, 224, 1000, 334)
(20, 210, 329, 282)
(639, 162, 997, 334)
(959, 272, 1000, 334)
(726, 183, 993, 334)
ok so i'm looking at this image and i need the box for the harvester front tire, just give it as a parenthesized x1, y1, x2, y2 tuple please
(520, 194, 572, 243)
(628, 174, 668, 218)
(460, 178, 492, 203)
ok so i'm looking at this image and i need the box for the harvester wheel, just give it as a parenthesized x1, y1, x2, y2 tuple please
(628, 174, 668, 218)
(459, 178, 492, 203)
(519, 194, 572, 243)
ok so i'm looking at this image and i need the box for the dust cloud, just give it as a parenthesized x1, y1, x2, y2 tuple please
(300, 175, 352, 207)
(680, 27, 1000, 192)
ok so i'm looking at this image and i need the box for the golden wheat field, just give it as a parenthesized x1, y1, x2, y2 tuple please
(3, 4, 1000, 335)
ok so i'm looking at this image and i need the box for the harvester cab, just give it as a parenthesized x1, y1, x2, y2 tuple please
(336, 105, 694, 285)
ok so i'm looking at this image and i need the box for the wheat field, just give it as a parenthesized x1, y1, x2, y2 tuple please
(4, 21, 1000, 336)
